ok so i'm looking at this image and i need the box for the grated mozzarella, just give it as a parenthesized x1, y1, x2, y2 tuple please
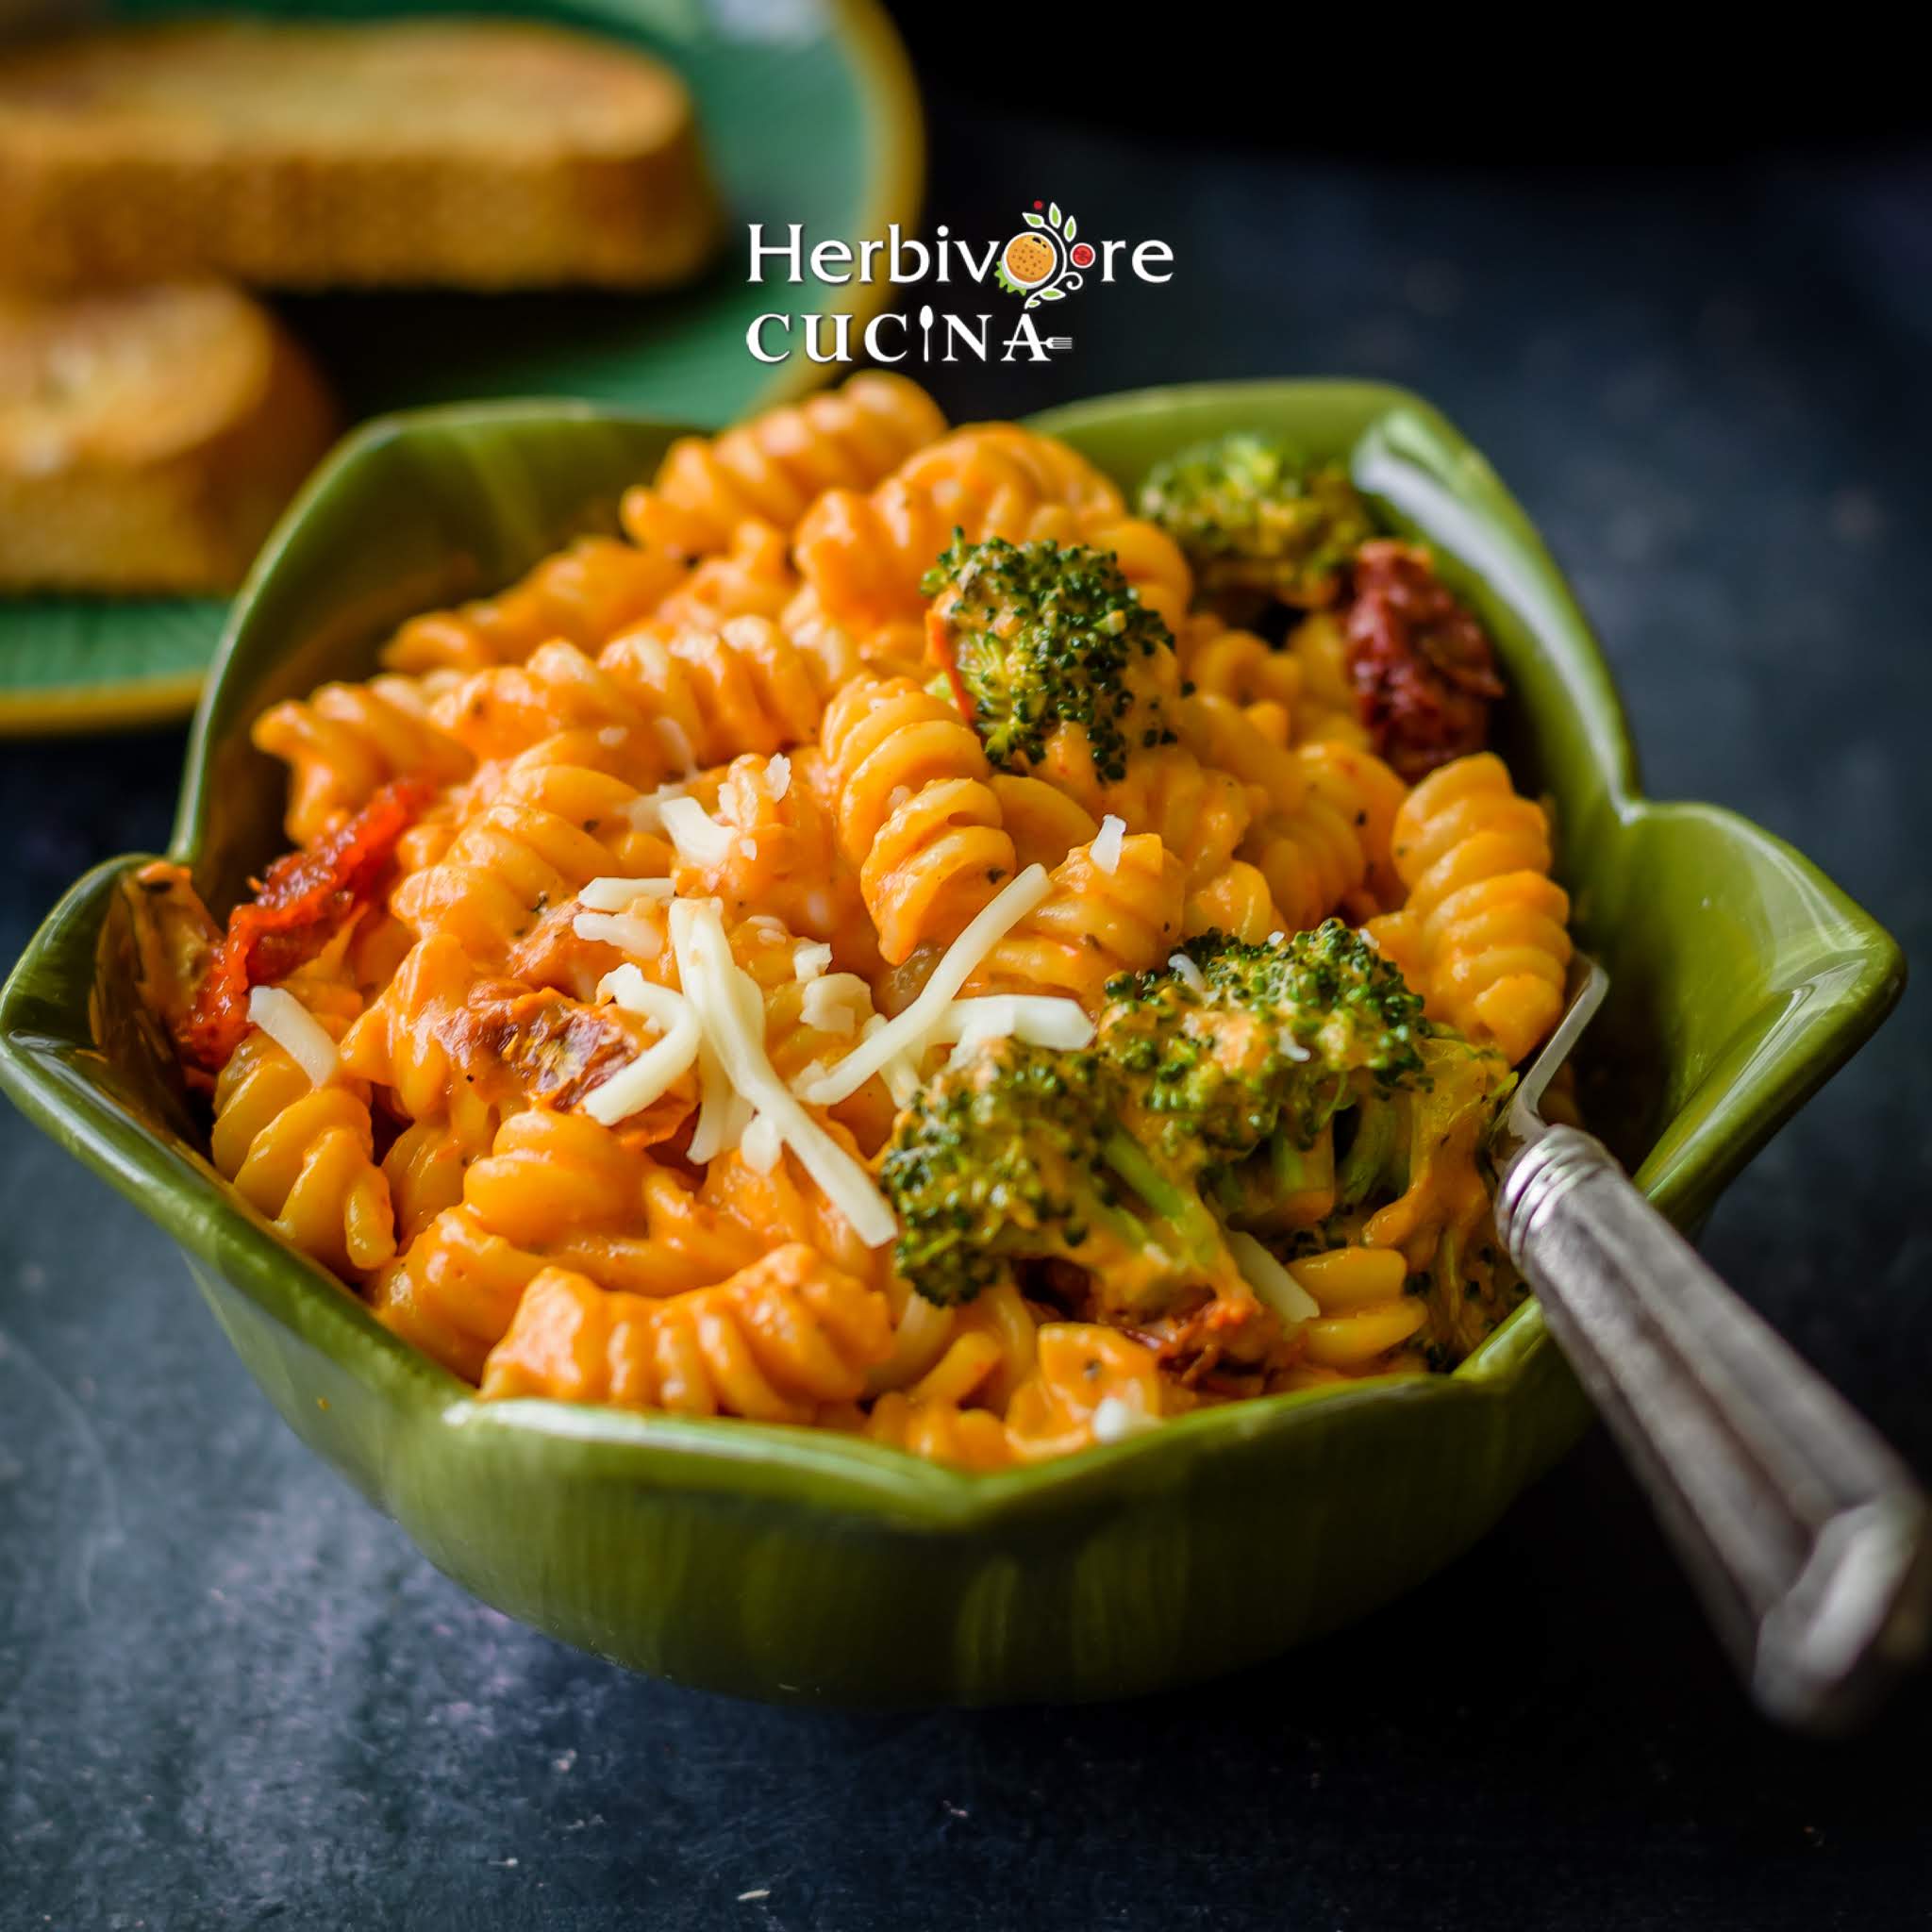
(857, 1014, 921, 1108)
(625, 781, 689, 833)
(669, 899, 896, 1245)
(687, 1034, 749, 1161)
(1168, 952, 1207, 996)
(1228, 1232, 1321, 1324)
(582, 967, 701, 1125)
(654, 717, 698, 775)
(1091, 1393, 1158, 1444)
(802, 865, 1051, 1105)
(801, 973, 872, 1038)
(935, 994, 1094, 1065)
(1091, 814, 1126, 876)
(791, 940, 833, 983)
(579, 875, 674, 911)
(572, 909, 663, 960)
(740, 1113, 784, 1174)
(764, 753, 791, 800)
(660, 795, 736, 867)
(248, 985, 338, 1089)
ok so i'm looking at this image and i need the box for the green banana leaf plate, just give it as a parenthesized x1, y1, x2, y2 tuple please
(0, 0, 920, 737)
(0, 382, 1904, 1706)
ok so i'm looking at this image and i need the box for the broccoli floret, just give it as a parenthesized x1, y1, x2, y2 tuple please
(1097, 920, 1428, 1182)
(922, 533, 1174, 783)
(1307, 1030, 1524, 1363)
(879, 1036, 1241, 1316)
(1138, 434, 1374, 608)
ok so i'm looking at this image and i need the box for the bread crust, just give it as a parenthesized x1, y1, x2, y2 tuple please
(0, 284, 340, 593)
(0, 20, 723, 291)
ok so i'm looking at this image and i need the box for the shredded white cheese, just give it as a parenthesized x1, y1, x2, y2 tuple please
(596, 725, 628, 749)
(248, 985, 338, 1089)
(739, 838, 759, 861)
(654, 717, 698, 775)
(1091, 1393, 1158, 1444)
(1168, 952, 1208, 997)
(1266, 930, 1285, 945)
(803, 865, 1052, 1105)
(572, 909, 663, 960)
(625, 781, 689, 834)
(1091, 814, 1126, 876)
(687, 1034, 748, 1161)
(764, 753, 791, 800)
(1228, 1232, 1321, 1324)
(660, 795, 736, 868)
(801, 973, 872, 1037)
(791, 940, 833, 983)
(669, 899, 896, 1245)
(579, 875, 674, 911)
(740, 1113, 784, 1174)
(934, 994, 1094, 1064)
(852, 1015, 921, 1108)
(582, 967, 701, 1126)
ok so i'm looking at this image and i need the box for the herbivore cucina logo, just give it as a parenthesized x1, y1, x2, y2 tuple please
(745, 200, 1174, 367)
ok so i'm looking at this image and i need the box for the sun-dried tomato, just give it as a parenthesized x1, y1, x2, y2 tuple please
(466, 987, 639, 1113)
(179, 778, 432, 1071)
(1343, 541, 1504, 781)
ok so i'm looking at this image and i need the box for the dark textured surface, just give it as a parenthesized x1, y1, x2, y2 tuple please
(5, 105, 1931, 1931)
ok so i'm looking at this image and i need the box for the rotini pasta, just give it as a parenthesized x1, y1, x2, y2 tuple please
(794, 424, 1124, 631)
(1368, 752, 1571, 1063)
(1238, 739, 1407, 936)
(433, 610, 855, 774)
(479, 1247, 892, 1423)
(621, 373, 948, 560)
(820, 675, 1018, 964)
(388, 739, 668, 961)
(646, 518, 798, 634)
(1178, 612, 1303, 719)
(142, 401, 1568, 1468)
(371, 1109, 717, 1380)
(380, 536, 687, 675)
(253, 672, 473, 848)
(965, 828, 1185, 1010)
(209, 965, 394, 1279)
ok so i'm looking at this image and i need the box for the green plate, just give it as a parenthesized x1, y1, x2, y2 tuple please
(0, 382, 1905, 1707)
(0, 0, 922, 737)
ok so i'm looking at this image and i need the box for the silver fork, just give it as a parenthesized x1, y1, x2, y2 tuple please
(1493, 958, 1932, 1732)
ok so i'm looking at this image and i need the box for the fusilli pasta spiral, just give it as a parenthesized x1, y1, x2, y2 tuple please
(380, 537, 686, 676)
(965, 829, 1185, 1010)
(1369, 752, 1571, 1062)
(253, 673, 473, 848)
(479, 1247, 892, 1422)
(795, 425, 1124, 631)
(433, 612, 856, 774)
(210, 969, 394, 1279)
(621, 374, 948, 560)
(820, 675, 1019, 963)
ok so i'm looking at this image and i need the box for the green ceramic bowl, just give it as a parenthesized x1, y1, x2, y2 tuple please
(0, 382, 1904, 1707)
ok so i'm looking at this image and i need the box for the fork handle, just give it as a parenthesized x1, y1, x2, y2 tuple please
(1497, 1125, 1932, 1732)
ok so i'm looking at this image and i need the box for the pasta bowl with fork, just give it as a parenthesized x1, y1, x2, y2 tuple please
(0, 380, 1907, 1707)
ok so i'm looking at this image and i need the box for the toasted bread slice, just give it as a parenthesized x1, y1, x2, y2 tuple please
(0, 19, 722, 291)
(0, 284, 339, 593)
